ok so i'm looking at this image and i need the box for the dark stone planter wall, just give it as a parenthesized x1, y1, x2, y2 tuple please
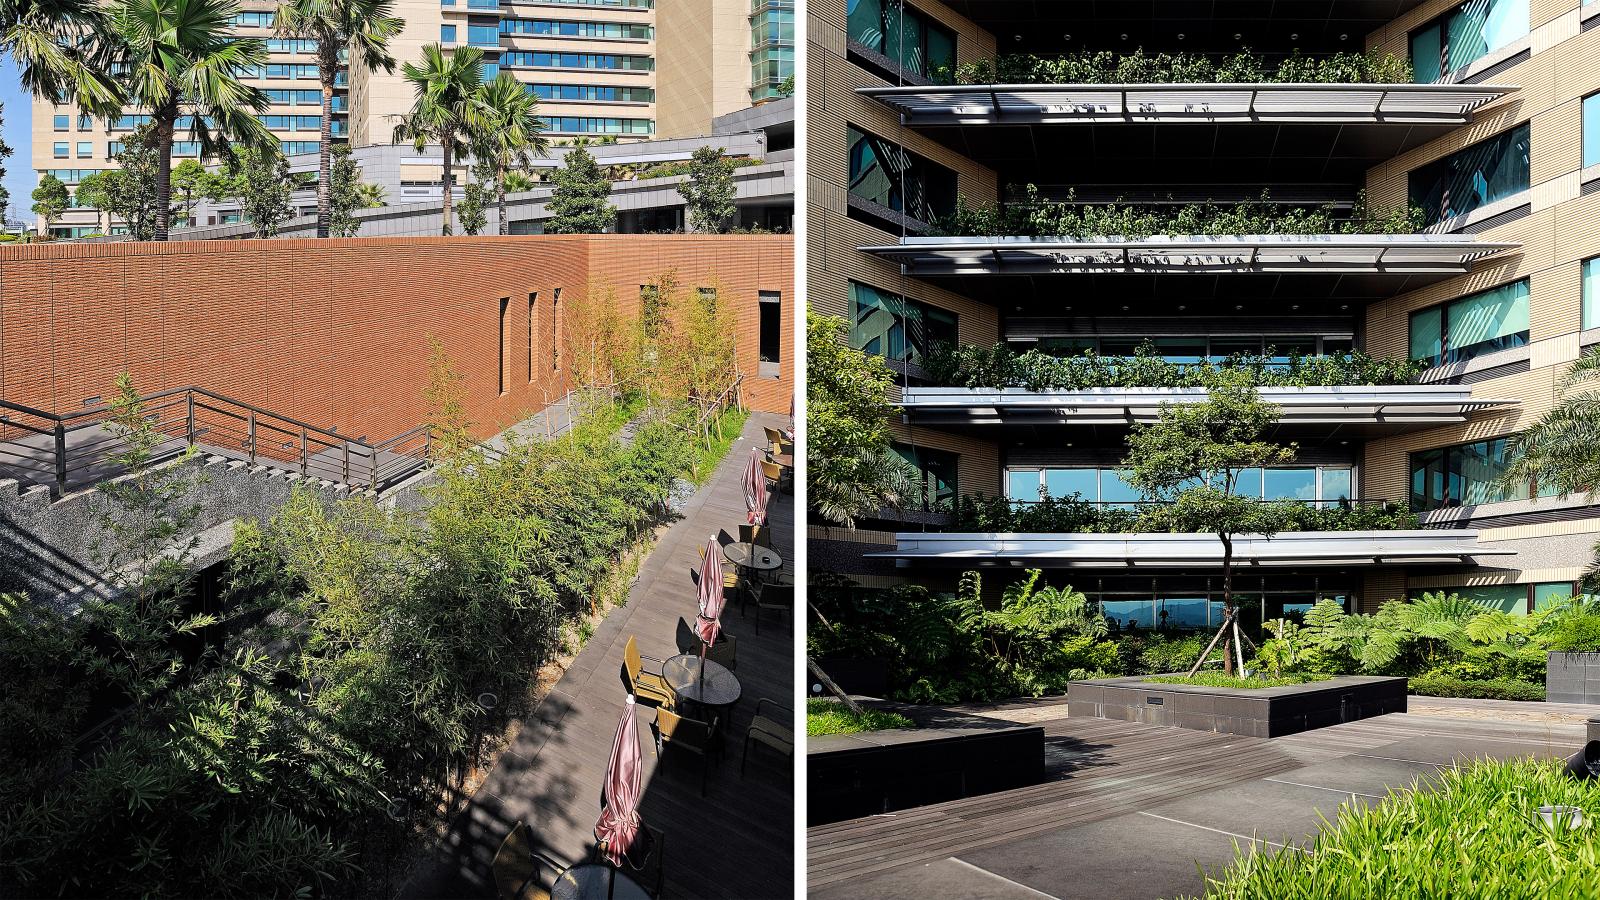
(807, 718, 1044, 825)
(1067, 675, 1408, 738)
(1547, 652, 1600, 704)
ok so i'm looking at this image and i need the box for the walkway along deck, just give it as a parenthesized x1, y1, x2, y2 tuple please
(402, 413, 795, 900)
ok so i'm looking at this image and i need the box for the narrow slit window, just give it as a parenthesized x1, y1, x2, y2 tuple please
(498, 297, 510, 395)
(527, 292, 537, 382)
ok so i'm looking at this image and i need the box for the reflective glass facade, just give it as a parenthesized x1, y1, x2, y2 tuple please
(1409, 123, 1529, 224)
(846, 0, 956, 81)
(846, 124, 957, 227)
(1408, 279, 1529, 366)
(1410, 0, 1529, 82)
(1006, 466, 1355, 508)
(849, 280, 958, 366)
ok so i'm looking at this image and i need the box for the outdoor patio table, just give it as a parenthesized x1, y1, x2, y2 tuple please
(722, 542, 782, 572)
(662, 654, 742, 708)
(771, 450, 793, 468)
(551, 863, 651, 900)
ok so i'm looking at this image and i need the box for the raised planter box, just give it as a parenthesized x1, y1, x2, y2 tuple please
(1067, 674, 1407, 738)
(1547, 652, 1600, 704)
(807, 707, 1044, 826)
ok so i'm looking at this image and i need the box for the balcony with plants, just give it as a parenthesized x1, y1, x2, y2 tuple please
(945, 491, 1420, 535)
(947, 47, 1414, 87)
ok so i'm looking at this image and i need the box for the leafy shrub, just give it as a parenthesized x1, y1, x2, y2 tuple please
(955, 47, 1413, 86)
(921, 340, 1425, 391)
(1408, 674, 1545, 702)
(1147, 672, 1328, 689)
(1547, 613, 1600, 652)
(1193, 759, 1600, 898)
(948, 491, 1417, 534)
(1135, 634, 1218, 675)
(932, 187, 1422, 238)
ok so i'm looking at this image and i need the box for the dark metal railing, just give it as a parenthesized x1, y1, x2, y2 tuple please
(0, 387, 436, 495)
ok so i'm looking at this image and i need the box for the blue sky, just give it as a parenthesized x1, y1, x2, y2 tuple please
(2, 57, 35, 224)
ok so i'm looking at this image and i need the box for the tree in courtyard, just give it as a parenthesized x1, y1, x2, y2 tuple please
(328, 143, 384, 237)
(30, 173, 68, 235)
(678, 145, 737, 233)
(1121, 370, 1297, 676)
(1499, 347, 1600, 589)
(86, 122, 164, 239)
(84, 373, 216, 716)
(806, 311, 917, 528)
(110, 0, 275, 240)
(274, 0, 403, 238)
(564, 280, 630, 399)
(470, 71, 548, 235)
(545, 145, 615, 234)
(454, 176, 488, 236)
(168, 158, 212, 228)
(392, 43, 487, 236)
(213, 144, 293, 238)
(71, 170, 114, 232)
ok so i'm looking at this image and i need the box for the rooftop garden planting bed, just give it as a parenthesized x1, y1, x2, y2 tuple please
(806, 698, 915, 736)
(932, 188, 1423, 239)
(922, 343, 1425, 392)
(948, 493, 1421, 534)
(1147, 672, 1332, 689)
(952, 48, 1412, 86)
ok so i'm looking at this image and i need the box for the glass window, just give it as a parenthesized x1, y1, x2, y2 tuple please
(1409, 123, 1530, 225)
(1008, 470, 1041, 504)
(1586, 93, 1600, 169)
(1156, 598, 1211, 630)
(847, 0, 955, 79)
(1535, 582, 1576, 612)
(1585, 258, 1600, 331)
(893, 443, 958, 511)
(1104, 600, 1156, 630)
(1322, 468, 1353, 505)
(846, 124, 957, 226)
(53, 142, 68, 158)
(53, 114, 69, 130)
(848, 280, 957, 367)
(759, 291, 781, 364)
(441, 24, 456, 41)
(1410, 437, 1532, 511)
(1100, 469, 1143, 509)
(1410, 0, 1528, 82)
(1044, 468, 1097, 502)
(1442, 584, 1528, 615)
(1409, 279, 1529, 366)
(1264, 468, 1317, 501)
(1232, 467, 1263, 498)
(75, 142, 91, 157)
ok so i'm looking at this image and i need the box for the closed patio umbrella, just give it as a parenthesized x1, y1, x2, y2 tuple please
(696, 536, 725, 647)
(745, 448, 769, 525)
(594, 695, 643, 867)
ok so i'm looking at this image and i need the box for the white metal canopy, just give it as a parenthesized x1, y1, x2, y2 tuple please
(898, 385, 1518, 427)
(857, 234, 1519, 277)
(868, 530, 1512, 567)
(857, 83, 1515, 127)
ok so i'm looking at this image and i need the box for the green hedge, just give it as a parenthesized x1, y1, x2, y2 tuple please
(922, 342, 1425, 391)
(949, 492, 1420, 535)
(953, 48, 1413, 86)
(1408, 675, 1546, 702)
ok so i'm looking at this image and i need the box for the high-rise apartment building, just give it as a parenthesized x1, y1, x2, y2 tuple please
(810, 0, 1600, 622)
(32, 0, 665, 236)
(653, 0, 794, 138)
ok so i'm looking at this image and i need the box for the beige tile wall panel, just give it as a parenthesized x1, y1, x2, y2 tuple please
(889, 420, 1002, 498)
(1361, 571, 1409, 612)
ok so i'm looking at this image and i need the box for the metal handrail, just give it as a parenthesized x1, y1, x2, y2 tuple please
(0, 387, 439, 495)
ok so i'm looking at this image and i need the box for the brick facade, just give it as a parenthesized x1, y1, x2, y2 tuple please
(0, 234, 793, 445)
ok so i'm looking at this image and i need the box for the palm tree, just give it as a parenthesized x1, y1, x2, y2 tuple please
(112, 0, 273, 240)
(275, 0, 403, 238)
(2, 0, 123, 116)
(470, 72, 547, 235)
(392, 43, 486, 236)
(1501, 347, 1600, 586)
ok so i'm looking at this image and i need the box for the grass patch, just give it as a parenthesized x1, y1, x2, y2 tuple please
(1189, 758, 1600, 898)
(690, 405, 751, 484)
(1146, 672, 1331, 689)
(806, 698, 916, 736)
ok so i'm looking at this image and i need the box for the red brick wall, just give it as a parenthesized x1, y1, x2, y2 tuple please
(0, 235, 794, 445)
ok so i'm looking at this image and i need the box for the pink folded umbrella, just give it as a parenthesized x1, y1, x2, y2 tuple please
(746, 449, 769, 525)
(696, 536, 725, 646)
(594, 695, 643, 867)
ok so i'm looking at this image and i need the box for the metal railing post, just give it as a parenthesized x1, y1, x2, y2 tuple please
(299, 427, 308, 476)
(185, 392, 196, 447)
(341, 441, 350, 483)
(247, 412, 256, 464)
(53, 422, 68, 493)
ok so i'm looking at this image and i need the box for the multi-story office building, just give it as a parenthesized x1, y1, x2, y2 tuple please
(33, 0, 665, 236)
(810, 0, 1600, 622)
(653, 0, 795, 137)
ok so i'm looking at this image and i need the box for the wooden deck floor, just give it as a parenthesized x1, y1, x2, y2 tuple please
(402, 414, 795, 900)
(807, 707, 1587, 896)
